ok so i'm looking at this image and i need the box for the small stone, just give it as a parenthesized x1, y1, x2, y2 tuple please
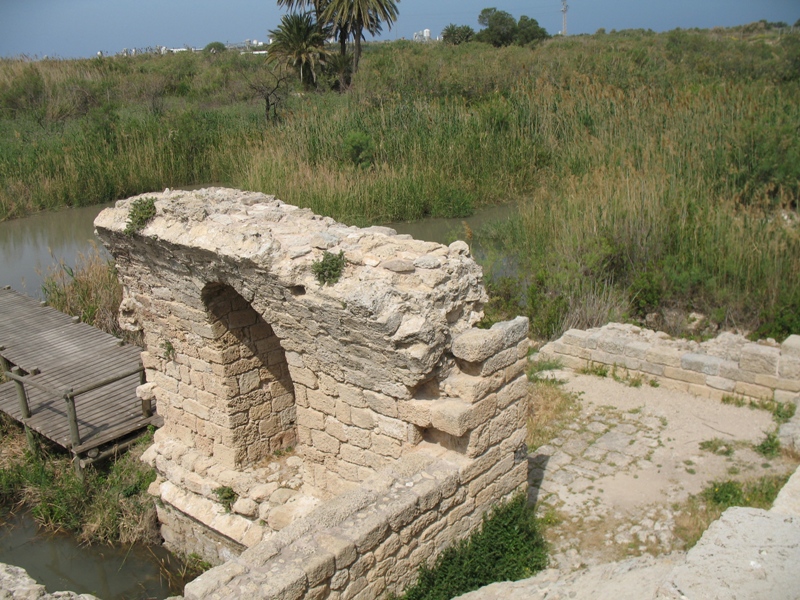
(270, 487, 298, 505)
(380, 259, 415, 273)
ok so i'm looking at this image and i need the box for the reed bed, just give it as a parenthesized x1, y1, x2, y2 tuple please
(2, 27, 798, 338)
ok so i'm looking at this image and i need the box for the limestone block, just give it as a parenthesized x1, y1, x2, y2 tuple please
(398, 400, 432, 427)
(706, 376, 736, 392)
(773, 390, 799, 404)
(308, 389, 337, 415)
(250, 482, 279, 502)
(781, 335, 800, 359)
(451, 317, 529, 363)
(496, 375, 529, 409)
(645, 346, 683, 367)
(480, 346, 519, 377)
(680, 353, 728, 376)
(364, 391, 398, 418)
(662, 366, 706, 385)
(350, 407, 376, 429)
(376, 415, 408, 441)
(562, 329, 591, 348)
(429, 399, 472, 437)
(233, 497, 258, 518)
(778, 357, 800, 380)
(623, 340, 651, 359)
(441, 371, 503, 404)
(597, 335, 627, 355)
(734, 381, 773, 400)
(740, 343, 780, 375)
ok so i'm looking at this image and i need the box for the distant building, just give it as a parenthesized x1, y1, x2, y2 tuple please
(413, 28, 432, 42)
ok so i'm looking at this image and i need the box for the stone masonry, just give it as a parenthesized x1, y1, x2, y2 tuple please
(539, 323, 800, 407)
(94, 188, 530, 596)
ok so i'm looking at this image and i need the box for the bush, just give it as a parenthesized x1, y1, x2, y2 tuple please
(124, 196, 157, 236)
(343, 130, 374, 168)
(400, 494, 547, 600)
(312, 251, 346, 285)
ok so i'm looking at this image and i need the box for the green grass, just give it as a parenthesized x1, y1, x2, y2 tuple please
(398, 494, 547, 600)
(754, 431, 781, 458)
(674, 473, 790, 548)
(578, 362, 609, 378)
(699, 438, 736, 457)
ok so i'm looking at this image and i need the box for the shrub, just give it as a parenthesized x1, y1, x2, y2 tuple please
(213, 486, 238, 512)
(400, 494, 547, 600)
(124, 197, 157, 236)
(343, 130, 374, 168)
(312, 250, 346, 285)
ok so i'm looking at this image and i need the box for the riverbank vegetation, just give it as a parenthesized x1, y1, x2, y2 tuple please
(0, 417, 158, 545)
(2, 23, 799, 340)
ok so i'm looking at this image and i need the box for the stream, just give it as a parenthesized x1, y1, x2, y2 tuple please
(0, 511, 180, 598)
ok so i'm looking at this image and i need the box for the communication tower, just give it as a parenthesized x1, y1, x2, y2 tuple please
(561, 0, 568, 36)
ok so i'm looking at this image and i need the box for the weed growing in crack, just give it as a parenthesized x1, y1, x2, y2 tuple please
(755, 431, 781, 458)
(312, 250, 346, 285)
(213, 486, 238, 512)
(699, 438, 735, 456)
(579, 362, 609, 378)
(124, 197, 157, 236)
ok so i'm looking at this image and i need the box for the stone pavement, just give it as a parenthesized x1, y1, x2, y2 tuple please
(527, 368, 798, 570)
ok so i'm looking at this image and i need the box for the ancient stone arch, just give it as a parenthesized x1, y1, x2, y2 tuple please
(96, 189, 531, 594)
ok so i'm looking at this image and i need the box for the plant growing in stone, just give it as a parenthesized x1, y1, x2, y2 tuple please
(312, 250, 346, 285)
(124, 197, 157, 236)
(161, 340, 176, 361)
(213, 486, 238, 512)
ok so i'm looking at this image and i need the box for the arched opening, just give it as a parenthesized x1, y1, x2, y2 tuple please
(201, 283, 296, 468)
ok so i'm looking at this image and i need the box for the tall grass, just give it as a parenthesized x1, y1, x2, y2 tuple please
(3, 27, 799, 337)
(0, 421, 159, 545)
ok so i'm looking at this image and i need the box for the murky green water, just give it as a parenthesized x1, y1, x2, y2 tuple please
(0, 512, 180, 599)
(0, 203, 113, 297)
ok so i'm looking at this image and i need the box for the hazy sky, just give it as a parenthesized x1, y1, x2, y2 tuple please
(1, 0, 797, 58)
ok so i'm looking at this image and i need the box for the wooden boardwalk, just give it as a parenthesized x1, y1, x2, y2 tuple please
(0, 287, 159, 462)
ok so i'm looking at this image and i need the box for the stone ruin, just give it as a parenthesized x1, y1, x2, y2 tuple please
(94, 188, 531, 598)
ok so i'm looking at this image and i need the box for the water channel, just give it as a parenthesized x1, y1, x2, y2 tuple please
(0, 195, 518, 596)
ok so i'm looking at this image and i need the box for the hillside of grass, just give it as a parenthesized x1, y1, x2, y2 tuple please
(2, 25, 798, 339)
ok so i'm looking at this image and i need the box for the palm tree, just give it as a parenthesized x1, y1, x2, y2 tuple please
(268, 12, 330, 85)
(276, 0, 330, 22)
(321, 0, 399, 73)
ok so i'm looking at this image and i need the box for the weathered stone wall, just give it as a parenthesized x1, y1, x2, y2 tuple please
(0, 563, 99, 599)
(539, 323, 800, 405)
(182, 443, 528, 600)
(95, 188, 531, 594)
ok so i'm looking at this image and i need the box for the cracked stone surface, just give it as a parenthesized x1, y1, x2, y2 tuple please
(528, 368, 798, 571)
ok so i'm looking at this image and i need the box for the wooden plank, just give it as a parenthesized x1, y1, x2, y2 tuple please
(0, 288, 149, 454)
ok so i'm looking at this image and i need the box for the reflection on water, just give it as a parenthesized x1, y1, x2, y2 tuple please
(0, 203, 113, 297)
(386, 203, 516, 247)
(387, 203, 521, 279)
(0, 512, 180, 599)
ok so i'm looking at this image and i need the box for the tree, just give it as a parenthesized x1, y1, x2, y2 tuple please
(475, 7, 517, 47)
(276, 0, 330, 21)
(239, 62, 291, 123)
(203, 41, 227, 54)
(321, 0, 399, 73)
(442, 24, 475, 45)
(515, 16, 549, 46)
(268, 12, 330, 85)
